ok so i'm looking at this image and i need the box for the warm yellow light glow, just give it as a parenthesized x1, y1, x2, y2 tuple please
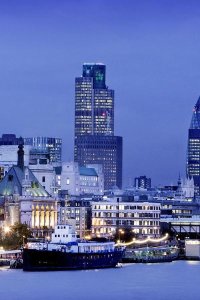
(4, 226, 10, 233)
(116, 234, 169, 246)
(84, 235, 91, 240)
(185, 240, 200, 245)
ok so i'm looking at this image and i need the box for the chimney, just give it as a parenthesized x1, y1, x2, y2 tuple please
(17, 137, 24, 169)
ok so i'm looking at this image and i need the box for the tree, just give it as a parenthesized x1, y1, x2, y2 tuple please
(114, 226, 136, 243)
(0, 223, 32, 250)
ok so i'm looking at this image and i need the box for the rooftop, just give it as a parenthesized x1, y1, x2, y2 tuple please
(0, 166, 49, 197)
(79, 166, 97, 177)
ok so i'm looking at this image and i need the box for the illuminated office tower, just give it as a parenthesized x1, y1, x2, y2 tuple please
(75, 63, 114, 137)
(187, 97, 200, 195)
(74, 63, 122, 190)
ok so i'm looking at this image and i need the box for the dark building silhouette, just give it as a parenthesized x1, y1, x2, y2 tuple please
(17, 139, 24, 170)
(0, 134, 21, 145)
(74, 63, 123, 189)
(134, 175, 151, 189)
(187, 97, 200, 195)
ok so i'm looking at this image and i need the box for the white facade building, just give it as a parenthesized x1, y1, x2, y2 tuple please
(60, 162, 104, 196)
(92, 201, 160, 238)
(29, 160, 57, 196)
(181, 177, 195, 198)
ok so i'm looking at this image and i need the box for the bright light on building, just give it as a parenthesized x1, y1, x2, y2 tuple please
(4, 226, 10, 233)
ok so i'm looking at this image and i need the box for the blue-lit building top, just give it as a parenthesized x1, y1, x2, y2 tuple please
(187, 97, 200, 195)
(82, 63, 106, 89)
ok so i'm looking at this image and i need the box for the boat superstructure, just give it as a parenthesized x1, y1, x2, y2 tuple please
(23, 224, 124, 271)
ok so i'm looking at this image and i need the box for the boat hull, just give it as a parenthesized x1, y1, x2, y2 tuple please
(23, 248, 124, 271)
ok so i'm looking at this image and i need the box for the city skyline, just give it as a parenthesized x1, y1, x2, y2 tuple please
(1, 0, 200, 186)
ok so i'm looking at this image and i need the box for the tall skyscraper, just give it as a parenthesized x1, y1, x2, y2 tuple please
(74, 63, 122, 189)
(187, 97, 200, 195)
(75, 63, 114, 137)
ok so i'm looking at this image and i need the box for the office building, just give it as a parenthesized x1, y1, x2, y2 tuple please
(187, 97, 200, 195)
(92, 201, 160, 238)
(24, 137, 62, 164)
(134, 175, 151, 189)
(59, 200, 92, 238)
(59, 161, 104, 196)
(74, 63, 122, 189)
(75, 135, 122, 189)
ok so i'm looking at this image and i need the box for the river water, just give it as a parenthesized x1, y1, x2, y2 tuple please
(0, 261, 199, 300)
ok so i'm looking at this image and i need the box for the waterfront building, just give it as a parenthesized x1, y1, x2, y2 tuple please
(59, 199, 91, 238)
(160, 216, 200, 239)
(160, 200, 200, 219)
(0, 144, 57, 237)
(187, 97, 200, 195)
(59, 161, 104, 196)
(24, 137, 62, 164)
(74, 63, 123, 190)
(91, 201, 160, 238)
(134, 175, 151, 189)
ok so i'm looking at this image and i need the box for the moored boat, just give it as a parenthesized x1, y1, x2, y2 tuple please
(23, 225, 125, 271)
(122, 245, 179, 263)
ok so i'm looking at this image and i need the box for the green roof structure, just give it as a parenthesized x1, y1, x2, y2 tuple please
(0, 166, 49, 197)
(79, 166, 97, 176)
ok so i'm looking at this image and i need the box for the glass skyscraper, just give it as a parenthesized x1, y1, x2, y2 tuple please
(24, 137, 62, 164)
(74, 63, 122, 189)
(75, 63, 114, 137)
(187, 97, 200, 195)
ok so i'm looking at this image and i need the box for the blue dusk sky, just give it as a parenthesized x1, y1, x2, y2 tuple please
(0, 0, 200, 186)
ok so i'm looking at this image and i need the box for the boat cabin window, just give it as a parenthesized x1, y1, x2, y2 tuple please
(58, 235, 60, 237)
(58, 226, 60, 229)
(55, 235, 57, 237)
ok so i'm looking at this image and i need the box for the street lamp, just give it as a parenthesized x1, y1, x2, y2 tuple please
(4, 226, 10, 234)
(118, 229, 124, 243)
